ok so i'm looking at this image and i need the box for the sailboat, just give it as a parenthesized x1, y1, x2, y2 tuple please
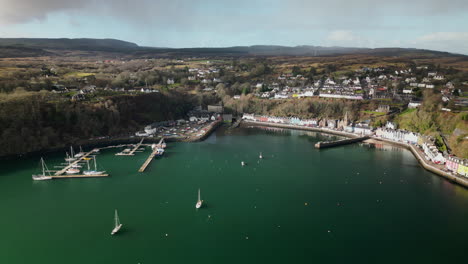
(241, 161, 245, 166)
(32, 158, 52, 181)
(111, 209, 123, 235)
(65, 146, 76, 162)
(259, 152, 263, 159)
(84, 156, 105, 175)
(195, 188, 203, 209)
(74, 146, 84, 158)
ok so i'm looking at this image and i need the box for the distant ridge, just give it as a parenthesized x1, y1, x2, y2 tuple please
(0, 38, 138, 51)
(0, 38, 463, 58)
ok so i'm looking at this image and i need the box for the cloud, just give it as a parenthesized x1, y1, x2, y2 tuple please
(410, 32, 468, 54)
(327, 31, 357, 42)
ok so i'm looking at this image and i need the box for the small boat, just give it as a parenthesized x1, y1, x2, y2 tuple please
(83, 157, 92, 161)
(241, 161, 245, 166)
(66, 167, 80, 174)
(111, 209, 123, 235)
(74, 146, 84, 158)
(64, 152, 75, 162)
(32, 158, 52, 181)
(195, 189, 203, 209)
(83, 156, 105, 175)
(259, 152, 263, 159)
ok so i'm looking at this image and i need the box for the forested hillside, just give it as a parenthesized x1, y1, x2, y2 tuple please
(0, 91, 192, 157)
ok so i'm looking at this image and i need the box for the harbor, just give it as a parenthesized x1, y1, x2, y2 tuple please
(3, 126, 468, 264)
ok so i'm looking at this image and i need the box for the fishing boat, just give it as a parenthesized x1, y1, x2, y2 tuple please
(111, 210, 123, 235)
(32, 158, 52, 181)
(84, 156, 105, 175)
(259, 152, 263, 159)
(195, 189, 203, 209)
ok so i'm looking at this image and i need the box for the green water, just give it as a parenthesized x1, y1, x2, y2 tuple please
(1, 127, 467, 264)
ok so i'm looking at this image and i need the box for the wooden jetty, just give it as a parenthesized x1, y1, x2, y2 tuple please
(51, 174, 109, 179)
(138, 138, 165, 173)
(115, 138, 144, 156)
(54, 149, 97, 176)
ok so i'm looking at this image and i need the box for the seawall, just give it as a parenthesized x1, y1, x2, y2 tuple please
(315, 136, 369, 149)
(243, 120, 468, 189)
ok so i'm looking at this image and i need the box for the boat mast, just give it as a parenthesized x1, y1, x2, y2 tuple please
(41, 157, 45, 176)
(86, 159, 90, 171)
(94, 156, 97, 171)
(114, 210, 120, 227)
(198, 189, 201, 202)
(70, 146, 74, 157)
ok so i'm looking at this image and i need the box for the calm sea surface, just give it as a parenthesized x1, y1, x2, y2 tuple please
(1, 127, 467, 264)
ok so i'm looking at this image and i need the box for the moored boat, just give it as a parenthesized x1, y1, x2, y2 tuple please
(32, 158, 52, 181)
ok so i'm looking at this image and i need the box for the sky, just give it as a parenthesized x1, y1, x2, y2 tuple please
(1, 0, 468, 54)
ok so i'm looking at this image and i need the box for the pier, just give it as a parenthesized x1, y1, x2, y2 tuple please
(115, 138, 144, 156)
(315, 136, 369, 149)
(138, 138, 165, 172)
(54, 149, 97, 176)
(51, 174, 109, 179)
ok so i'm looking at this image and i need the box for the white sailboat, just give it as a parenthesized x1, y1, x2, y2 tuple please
(74, 146, 84, 158)
(84, 156, 105, 175)
(32, 158, 52, 181)
(195, 188, 203, 209)
(111, 209, 123, 235)
(259, 152, 263, 159)
(241, 161, 245, 166)
(65, 146, 76, 162)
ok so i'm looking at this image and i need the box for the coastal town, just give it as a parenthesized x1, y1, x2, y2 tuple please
(241, 113, 468, 184)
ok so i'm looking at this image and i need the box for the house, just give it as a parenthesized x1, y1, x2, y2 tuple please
(167, 78, 175, 85)
(408, 101, 422, 108)
(402, 88, 413, 94)
(188, 76, 196, 81)
(242, 113, 255, 121)
(353, 123, 373, 135)
(426, 84, 435, 89)
(385, 122, 396, 130)
(434, 75, 445, 81)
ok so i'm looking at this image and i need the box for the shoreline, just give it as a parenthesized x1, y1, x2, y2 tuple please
(243, 120, 468, 189)
(0, 120, 222, 161)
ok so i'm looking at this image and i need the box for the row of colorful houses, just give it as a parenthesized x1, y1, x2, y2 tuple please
(445, 156, 468, 177)
(375, 128, 419, 144)
(242, 114, 319, 127)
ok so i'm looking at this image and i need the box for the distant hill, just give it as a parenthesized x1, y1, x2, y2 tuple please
(0, 38, 138, 54)
(0, 38, 464, 58)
